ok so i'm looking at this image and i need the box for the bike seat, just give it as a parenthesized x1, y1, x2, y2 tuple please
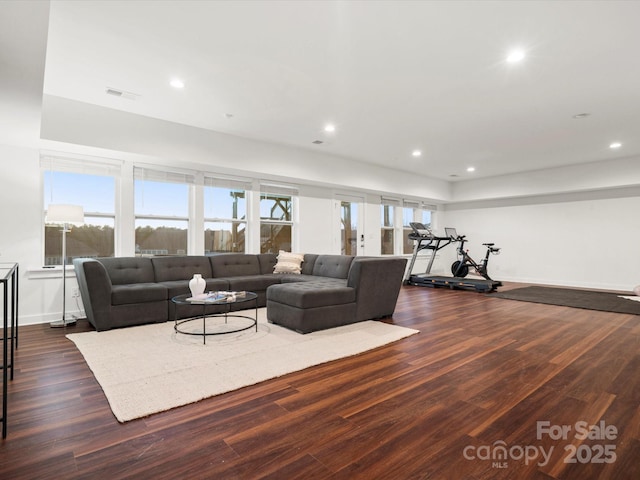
(482, 242, 495, 246)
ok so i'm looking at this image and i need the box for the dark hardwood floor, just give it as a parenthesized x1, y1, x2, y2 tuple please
(1, 283, 639, 479)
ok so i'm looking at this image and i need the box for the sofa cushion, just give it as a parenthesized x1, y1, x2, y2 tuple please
(210, 253, 261, 277)
(98, 257, 155, 285)
(267, 301, 357, 334)
(311, 255, 354, 279)
(278, 274, 319, 283)
(110, 302, 168, 329)
(151, 256, 212, 282)
(273, 250, 304, 274)
(278, 275, 347, 286)
(267, 282, 355, 309)
(111, 283, 168, 305)
(223, 275, 282, 292)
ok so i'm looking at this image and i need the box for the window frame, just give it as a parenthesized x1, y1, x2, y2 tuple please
(259, 183, 297, 254)
(133, 166, 193, 256)
(41, 155, 119, 265)
(203, 177, 250, 254)
(380, 197, 401, 255)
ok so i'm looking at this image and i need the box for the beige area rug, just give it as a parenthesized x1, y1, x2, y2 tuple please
(66, 309, 418, 422)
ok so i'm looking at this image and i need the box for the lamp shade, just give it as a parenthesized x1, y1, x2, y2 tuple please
(46, 204, 85, 226)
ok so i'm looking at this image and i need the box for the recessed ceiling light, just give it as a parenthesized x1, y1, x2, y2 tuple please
(609, 142, 622, 149)
(412, 150, 422, 157)
(324, 124, 336, 133)
(170, 78, 185, 89)
(467, 167, 476, 172)
(506, 49, 525, 63)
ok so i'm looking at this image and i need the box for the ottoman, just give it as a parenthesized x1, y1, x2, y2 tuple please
(266, 282, 357, 334)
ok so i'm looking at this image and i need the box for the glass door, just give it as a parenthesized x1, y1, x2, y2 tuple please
(336, 196, 364, 256)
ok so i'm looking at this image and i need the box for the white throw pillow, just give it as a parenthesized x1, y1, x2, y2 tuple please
(273, 250, 304, 274)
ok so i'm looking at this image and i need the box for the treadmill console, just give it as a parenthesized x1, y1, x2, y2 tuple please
(409, 222, 433, 237)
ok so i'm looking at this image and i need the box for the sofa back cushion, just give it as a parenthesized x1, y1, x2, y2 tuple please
(312, 255, 354, 279)
(257, 253, 278, 274)
(301, 254, 318, 275)
(151, 256, 212, 282)
(347, 257, 407, 320)
(98, 257, 155, 285)
(210, 253, 261, 277)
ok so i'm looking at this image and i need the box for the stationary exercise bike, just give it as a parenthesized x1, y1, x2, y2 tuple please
(450, 235, 500, 281)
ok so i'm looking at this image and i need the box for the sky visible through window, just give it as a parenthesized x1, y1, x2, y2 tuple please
(44, 171, 114, 214)
(135, 180, 188, 217)
(44, 173, 261, 229)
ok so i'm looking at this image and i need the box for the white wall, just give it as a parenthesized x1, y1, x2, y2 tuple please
(297, 185, 336, 254)
(41, 95, 451, 203)
(442, 191, 640, 291)
(451, 156, 640, 202)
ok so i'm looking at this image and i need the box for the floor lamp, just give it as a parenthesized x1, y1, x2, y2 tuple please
(46, 204, 84, 328)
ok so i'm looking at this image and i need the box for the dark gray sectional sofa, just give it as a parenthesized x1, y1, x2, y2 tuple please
(73, 253, 407, 334)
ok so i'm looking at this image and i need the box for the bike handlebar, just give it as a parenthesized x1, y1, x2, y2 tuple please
(455, 235, 500, 252)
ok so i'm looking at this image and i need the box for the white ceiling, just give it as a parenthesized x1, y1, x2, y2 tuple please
(0, 1, 49, 146)
(41, 0, 640, 182)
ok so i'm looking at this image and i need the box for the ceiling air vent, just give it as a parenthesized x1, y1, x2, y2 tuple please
(105, 87, 140, 100)
(312, 140, 323, 145)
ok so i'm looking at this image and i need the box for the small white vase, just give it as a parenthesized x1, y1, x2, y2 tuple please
(189, 273, 206, 297)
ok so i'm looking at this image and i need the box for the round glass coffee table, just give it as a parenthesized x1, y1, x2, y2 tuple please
(171, 291, 258, 344)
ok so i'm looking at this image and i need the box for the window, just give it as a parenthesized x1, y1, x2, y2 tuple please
(381, 198, 400, 255)
(260, 184, 296, 253)
(403, 202, 433, 254)
(134, 168, 192, 256)
(204, 178, 248, 254)
(381, 204, 395, 255)
(42, 157, 117, 265)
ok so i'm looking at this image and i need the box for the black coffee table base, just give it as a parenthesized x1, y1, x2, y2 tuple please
(172, 292, 258, 344)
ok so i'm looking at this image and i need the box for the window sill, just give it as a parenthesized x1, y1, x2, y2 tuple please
(27, 266, 76, 279)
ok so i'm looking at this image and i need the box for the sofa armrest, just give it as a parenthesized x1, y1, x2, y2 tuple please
(73, 258, 113, 331)
(347, 257, 407, 320)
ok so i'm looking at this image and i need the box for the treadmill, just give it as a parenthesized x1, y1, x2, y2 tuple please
(404, 224, 501, 292)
